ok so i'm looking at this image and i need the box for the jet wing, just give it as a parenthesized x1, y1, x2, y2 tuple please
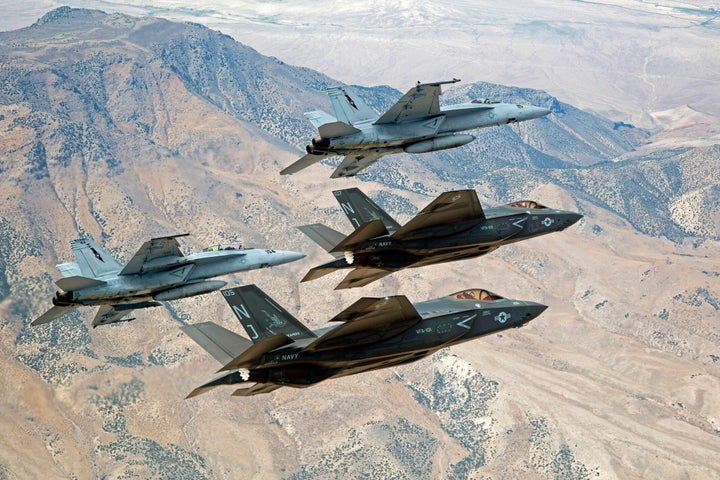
(303, 295, 421, 351)
(92, 302, 162, 328)
(118, 234, 189, 276)
(232, 383, 283, 397)
(331, 152, 387, 178)
(374, 83, 443, 125)
(391, 190, 485, 240)
(407, 245, 500, 268)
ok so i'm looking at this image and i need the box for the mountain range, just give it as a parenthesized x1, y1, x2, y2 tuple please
(0, 7, 718, 479)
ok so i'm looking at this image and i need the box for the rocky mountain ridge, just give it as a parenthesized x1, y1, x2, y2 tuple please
(0, 7, 718, 480)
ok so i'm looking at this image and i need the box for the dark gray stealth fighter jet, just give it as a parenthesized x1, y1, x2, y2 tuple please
(298, 188, 583, 289)
(182, 284, 547, 397)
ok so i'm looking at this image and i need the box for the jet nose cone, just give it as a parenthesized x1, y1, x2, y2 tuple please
(567, 212, 583, 226)
(521, 302, 548, 322)
(271, 250, 306, 265)
(530, 106, 552, 119)
(286, 250, 307, 262)
(561, 212, 583, 229)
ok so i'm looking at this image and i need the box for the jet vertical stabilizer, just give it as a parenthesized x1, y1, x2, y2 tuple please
(71, 237, 122, 278)
(327, 85, 377, 125)
(222, 285, 317, 343)
(333, 188, 401, 232)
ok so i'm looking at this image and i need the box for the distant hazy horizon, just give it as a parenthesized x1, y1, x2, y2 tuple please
(4, 0, 720, 130)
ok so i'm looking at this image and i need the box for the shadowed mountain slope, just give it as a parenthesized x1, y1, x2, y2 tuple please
(0, 7, 719, 480)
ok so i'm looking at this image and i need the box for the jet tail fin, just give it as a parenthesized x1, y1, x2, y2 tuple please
(222, 286, 317, 343)
(70, 236, 122, 278)
(327, 85, 377, 125)
(181, 322, 253, 365)
(332, 188, 401, 232)
(297, 224, 346, 258)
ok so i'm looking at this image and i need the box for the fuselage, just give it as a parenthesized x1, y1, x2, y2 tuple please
(307, 102, 551, 156)
(53, 248, 305, 307)
(238, 292, 546, 388)
(331, 205, 582, 271)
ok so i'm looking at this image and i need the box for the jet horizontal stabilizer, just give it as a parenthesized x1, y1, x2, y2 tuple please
(336, 268, 392, 290)
(92, 302, 162, 328)
(280, 153, 326, 176)
(187, 371, 248, 399)
(303, 295, 421, 352)
(304, 110, 337, 129)
(330, 152, 387, 179)
(301, 260, 348, 283)
(297, 224, 347, 258)
(181, 321, 253, 365)
(330, 220, 388, 253)
(318, 121, 361, 139)
(218, 333, 293, 372)
(55, 275, 105, 292)
(31, 305, 77, 326)
(232, 383, 282, 397)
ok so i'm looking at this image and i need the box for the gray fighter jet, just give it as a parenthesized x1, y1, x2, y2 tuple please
(31, 234, 305, 328)
(280, 79, 551, 178)
(182, 284, 546, 397)
(299, 188, 582, 289)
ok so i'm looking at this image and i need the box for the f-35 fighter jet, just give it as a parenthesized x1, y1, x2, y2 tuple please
(299, 188, 582, 289)
(32, 234, 305, 328)
(182, 284, 547, 397)
(280, 79, 551, 178)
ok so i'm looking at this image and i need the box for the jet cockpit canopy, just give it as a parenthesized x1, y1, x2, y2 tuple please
(471, 98, 500, 104)
(202, 244, 243, 252)
(450, 289, 504, 301)
(505, 200, 547, 209)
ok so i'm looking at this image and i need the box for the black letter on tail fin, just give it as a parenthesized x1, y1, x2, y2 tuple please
(222, 285, 316, 343)
(70, 237, 122, 278)
(332, 188, 401, 232)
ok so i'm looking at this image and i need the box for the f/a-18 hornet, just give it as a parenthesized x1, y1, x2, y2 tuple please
(299, 188, 582, 289)
(280, 79, 551, 178)
(182, 284, 546, 397)
(32, 234, 305, 328)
